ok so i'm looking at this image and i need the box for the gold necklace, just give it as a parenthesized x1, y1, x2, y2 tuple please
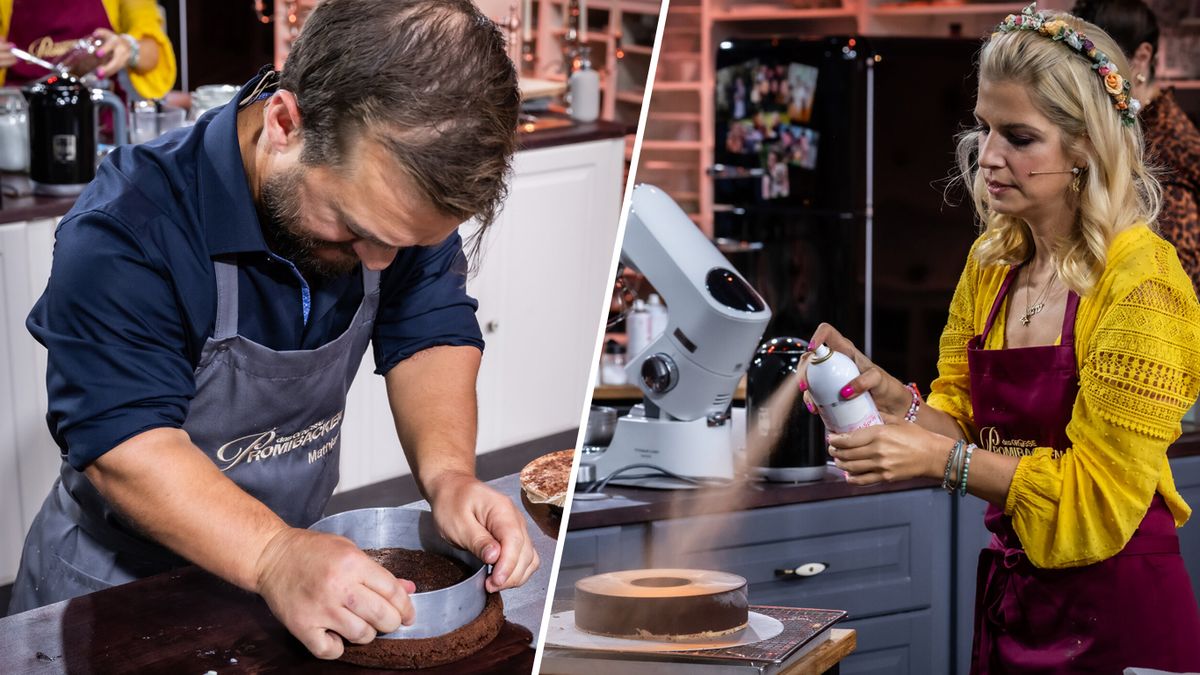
(1021, 268, 1058, 327)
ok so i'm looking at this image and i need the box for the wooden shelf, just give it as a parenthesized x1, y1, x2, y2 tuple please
(621, 43, 655, 56)
(1164, 79, 1200, 90)
(872, 1, 1025, 16)
(652, 81, 704, 91)
(643, 111, 702, 121)
(616, 90, 648, 104)
(710, 6, 855, 21)
(641, 140, 704, 149)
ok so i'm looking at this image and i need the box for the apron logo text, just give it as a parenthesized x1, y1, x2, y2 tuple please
(214, 411, 344, 471)
(979, 426, 1064, 458)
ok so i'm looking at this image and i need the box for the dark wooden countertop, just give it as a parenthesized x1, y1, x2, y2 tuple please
(0, 472, 560, 674)
(0, 193, 76, 226)
(568, 427, 1200, 531)
(0, 118, 627, 226)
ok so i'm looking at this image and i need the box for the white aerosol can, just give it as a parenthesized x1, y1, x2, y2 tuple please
(807, 344, 883, 433)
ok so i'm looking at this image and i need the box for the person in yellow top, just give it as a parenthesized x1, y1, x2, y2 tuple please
(0, 0, 176, 100)
(800, 4, 1200, 672)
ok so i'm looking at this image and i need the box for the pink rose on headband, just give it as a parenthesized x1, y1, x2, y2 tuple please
(1098, 64, 1111, 76)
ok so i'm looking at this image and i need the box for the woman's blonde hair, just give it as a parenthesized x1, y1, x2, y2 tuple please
(955, 11, 1161, 295)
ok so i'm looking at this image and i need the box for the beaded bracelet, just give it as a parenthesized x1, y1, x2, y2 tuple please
(121, 33, 140, 71)
(903, 382, 923, 424)
(942, 439, 965, 494)
(958, 444, 977, 497)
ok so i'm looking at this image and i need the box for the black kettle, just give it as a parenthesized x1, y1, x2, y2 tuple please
(26, 73, 126, 196)
(746, 336, 827, 482)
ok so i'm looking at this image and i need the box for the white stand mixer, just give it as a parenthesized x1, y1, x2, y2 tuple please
(581, 185, 772, 489)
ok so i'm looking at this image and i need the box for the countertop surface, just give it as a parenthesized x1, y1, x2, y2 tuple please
(568, 427, 1200, 531)
(0, 116, 627, 226)
(0, 472, 561, 674)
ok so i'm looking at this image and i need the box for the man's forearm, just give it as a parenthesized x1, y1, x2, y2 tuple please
(384, 345, 482, 500)
(83, 427, 289, 592)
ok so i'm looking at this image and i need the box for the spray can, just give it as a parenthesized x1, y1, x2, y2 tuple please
(807, 344, 882, 433)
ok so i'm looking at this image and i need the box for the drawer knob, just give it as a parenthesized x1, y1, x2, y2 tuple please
(775, 562, 828, 578)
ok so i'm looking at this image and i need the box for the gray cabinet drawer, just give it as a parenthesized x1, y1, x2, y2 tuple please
(840, 608, 947, 675)
(647, 490, 951, 620)
(1173, 455, 1200, 610)
(556, 525, 647, 608)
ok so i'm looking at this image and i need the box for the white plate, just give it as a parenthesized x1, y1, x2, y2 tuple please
(545, 610, 785, 653)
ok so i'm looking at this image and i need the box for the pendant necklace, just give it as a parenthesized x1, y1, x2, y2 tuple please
(1022, 267, 1058, 327)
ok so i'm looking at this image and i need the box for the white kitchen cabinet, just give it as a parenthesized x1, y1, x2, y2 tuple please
(0, 218, 61, 585)
(337, 135, 626, 491)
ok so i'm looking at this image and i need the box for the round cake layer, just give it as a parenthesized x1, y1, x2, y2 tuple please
(338, 547, 502, 669)
(575, 569, 749, 640)
(340, 591, 505, 669)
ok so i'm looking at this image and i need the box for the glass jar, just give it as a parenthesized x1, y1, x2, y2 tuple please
(0, 88, 29, 173)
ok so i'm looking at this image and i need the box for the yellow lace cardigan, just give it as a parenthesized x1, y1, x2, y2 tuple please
(927, 224, 1200, 569)
(0, 0, 176, 99)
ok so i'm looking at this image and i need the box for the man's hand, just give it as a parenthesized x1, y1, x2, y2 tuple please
(425, 471, 539, 593)
(84, 428, 416, 661)
(254, 527, 417, 660)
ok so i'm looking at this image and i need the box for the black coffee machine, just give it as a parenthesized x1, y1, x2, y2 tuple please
(746, 336, 827, 482)
(26, 73, 126, 196)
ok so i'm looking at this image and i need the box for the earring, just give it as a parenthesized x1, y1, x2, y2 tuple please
(1071, 168, 1082, 193)
(1136, 73, 1148, 84)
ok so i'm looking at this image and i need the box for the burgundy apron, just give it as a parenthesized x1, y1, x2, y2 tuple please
(968, 266, 1200, 674)
(6, 0, 112, 86)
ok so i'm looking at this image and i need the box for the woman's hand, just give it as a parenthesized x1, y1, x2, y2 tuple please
(0, 42, 17, 69)
(92, 28, 133, 78)
(798, 322, 912, 417)
(827, 412, 953, 485)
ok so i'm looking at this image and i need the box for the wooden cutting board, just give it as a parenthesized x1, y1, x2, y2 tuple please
(0, 565, 534, 674)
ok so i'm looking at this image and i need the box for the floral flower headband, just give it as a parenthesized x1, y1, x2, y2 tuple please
(994, 2, 1140, 126)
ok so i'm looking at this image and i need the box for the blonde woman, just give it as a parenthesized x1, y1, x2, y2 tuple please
(800, 4, 1200, 671)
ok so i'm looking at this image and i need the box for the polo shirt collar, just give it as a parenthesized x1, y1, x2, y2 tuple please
(198, 65, 277, 257)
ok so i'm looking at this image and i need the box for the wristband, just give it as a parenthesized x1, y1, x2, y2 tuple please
(121, 33, 140, 71)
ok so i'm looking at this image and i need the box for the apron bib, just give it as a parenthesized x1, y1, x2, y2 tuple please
(968, 266, 1200, 674)
(6, 0, 112, 86)
(9, 259, 380, 614)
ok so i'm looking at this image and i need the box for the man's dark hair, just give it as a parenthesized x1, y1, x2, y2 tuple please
(280, 0, 519, 251)
(1072, 0, 1160, 78)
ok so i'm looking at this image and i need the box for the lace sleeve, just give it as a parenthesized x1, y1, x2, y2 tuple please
(1005, 275, 1200, 568)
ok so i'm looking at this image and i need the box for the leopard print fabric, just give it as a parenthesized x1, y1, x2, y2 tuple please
(1141, 88, 1200, 296)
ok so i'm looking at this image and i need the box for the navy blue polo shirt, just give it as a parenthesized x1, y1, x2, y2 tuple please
(27, 70, 485, 471)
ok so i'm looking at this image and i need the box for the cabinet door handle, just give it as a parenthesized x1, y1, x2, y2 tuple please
(775, 562, 828, 579)
(485, 320, 500, 334)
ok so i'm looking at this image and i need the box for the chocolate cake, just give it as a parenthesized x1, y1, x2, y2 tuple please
(574, 569, 749, 640)
(338, 548, 504, 669)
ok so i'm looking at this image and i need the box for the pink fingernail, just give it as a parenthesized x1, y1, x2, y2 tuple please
(798, 379, 808, 392)
(97, 49, 106, 57)
(840, 385, 854, 399)
(96, 68, 105, 78)
(806, 401, 816, 414)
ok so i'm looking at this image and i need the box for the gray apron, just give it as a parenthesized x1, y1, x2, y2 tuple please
(8, 258, 381, 614)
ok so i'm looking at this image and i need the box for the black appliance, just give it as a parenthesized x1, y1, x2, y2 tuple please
(746, 336, 826, 482)
(26, 73, 125, 196)
(714, 37, 981, 390)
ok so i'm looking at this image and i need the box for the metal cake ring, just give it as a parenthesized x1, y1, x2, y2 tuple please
(309, 507, 488, 640)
